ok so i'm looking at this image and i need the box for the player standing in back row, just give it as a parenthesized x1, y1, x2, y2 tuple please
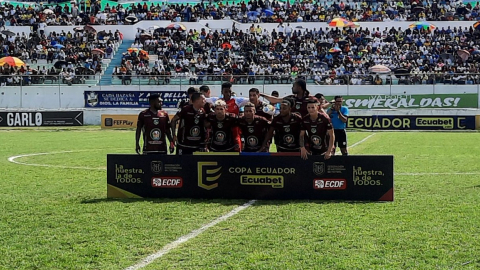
(259, 78, 316, 117)
(170, 92, 208, 155)
(136, 94, 174, 155)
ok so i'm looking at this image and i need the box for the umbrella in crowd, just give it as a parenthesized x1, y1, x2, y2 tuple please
(166, 23, 187, 31)
(347, 22, 361, 28)
(409, 21, 436, 31)
(127, 48, 139, 53)
(412, 6, 425, 13)
(54, 60, 68, 69)
(1, 30, 15, 37)
(473, 21, 480, 30)
(263, 9, 274, 16)
(369, 64, 391, 73)
(328, 17, 351, 27)
(53, 44, 64, 49)
(222, 43, 232, 50)
(125, 15, 138, 23)
(394, 68, 410, 78)
(148, 26, 160, 31)
(329, 47, 342, 53)
(92, 48, 105, 55)
(84, 25, 96, 33)
(0, 56, 25, 67)
(43, 9, 54, 15)
(457, 49, 470, 62)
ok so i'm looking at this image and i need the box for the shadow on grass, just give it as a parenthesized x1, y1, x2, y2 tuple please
(81, 197, 248, 206)
(81, 198, 383, 205)
(254, 200, 384, 205)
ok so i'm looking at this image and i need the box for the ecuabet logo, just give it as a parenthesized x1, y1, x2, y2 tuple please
(152, 177, 183, 188)
(198, 162, 222, 190)
(313, 179, 346, 190)
(313, 162, 325, 175)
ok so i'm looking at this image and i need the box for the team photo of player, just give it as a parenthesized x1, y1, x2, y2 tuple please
(136, 79, 339, 158)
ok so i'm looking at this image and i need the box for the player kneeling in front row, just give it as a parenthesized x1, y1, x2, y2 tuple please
(136, 94, 175, 155)
(300, 98, 335, 160)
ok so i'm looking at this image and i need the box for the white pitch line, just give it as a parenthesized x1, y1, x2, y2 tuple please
(349, 133, 376, 148)
(124, 200, 257, 270)
(7, 149, 129, 170)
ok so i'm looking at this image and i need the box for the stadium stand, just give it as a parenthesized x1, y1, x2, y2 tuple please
(109, 21, 480, 86)
(0, 0, 479, 26)
(1, 0, 480, 86)
(0, 25, 122, 86)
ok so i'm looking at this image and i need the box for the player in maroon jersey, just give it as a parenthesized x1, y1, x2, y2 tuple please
(205, 100, 239, 152)
(136, 94, 174, 155)
(260, 98, 303, 152)
(178, 87, 198, 109)
(299, 98, 335, 160)
(237, 103, 270, 152)
(199, 85, 213, 114)
(248, 88, 275, 120)
(259, 78, 317, 117)
(170, 92, 208, 155)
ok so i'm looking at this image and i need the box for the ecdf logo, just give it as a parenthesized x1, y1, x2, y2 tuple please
(313, 179, 346, 190)
(198, 162, 222, 190)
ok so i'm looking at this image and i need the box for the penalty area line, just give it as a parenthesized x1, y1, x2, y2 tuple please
(124, 200, 256, 270)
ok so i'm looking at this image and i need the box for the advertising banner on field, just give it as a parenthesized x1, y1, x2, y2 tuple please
(0, 111, 83, 127)
(476, 116, 480, 130)
(107, 154, 394, 201)
(324, 94, 478, 109)
(84, 91, 187, 108)
(347, 115, 476, 130)
(101, 114, 138, 129)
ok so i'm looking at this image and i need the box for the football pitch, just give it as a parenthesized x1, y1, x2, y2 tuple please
(1, 128, 479, 270)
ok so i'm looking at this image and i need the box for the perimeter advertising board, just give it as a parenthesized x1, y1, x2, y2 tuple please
(347, 115, 476, 130)
(0, 111, 83, 127)
(84, 91, 186, 108)
(324, 94, 478, 109)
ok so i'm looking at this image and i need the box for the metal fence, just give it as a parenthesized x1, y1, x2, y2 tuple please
(2, 73, 480, 91)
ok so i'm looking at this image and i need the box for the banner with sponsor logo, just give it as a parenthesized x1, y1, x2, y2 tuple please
(325, 94, 478, 109)
(347, 115, 476, 130)
(101, 114, 138, 129)
(84, 91, 187, 108)
(0, 111, 83, 127)
(476, 116, 480, 130)
(101, 114, 176, 129)
(107, 154, 394, 201)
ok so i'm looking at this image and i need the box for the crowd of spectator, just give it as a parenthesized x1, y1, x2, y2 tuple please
(113, 20, 480, 85)
(1, 0, 480, 27)
(0, 26, 121, 86)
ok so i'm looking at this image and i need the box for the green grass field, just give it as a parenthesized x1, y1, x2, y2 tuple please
(0, 128, 479, 270)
